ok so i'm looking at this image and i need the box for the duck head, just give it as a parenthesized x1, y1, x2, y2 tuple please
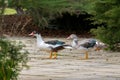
(67, 34, 78, 40)
(29, 31, 38, 37)
(67, 34, 79, 48)
(29, 31, 44, 45)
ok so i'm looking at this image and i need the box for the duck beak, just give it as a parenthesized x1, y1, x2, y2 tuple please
(29, 32, 34, 36)
(67, 36, 71, 39)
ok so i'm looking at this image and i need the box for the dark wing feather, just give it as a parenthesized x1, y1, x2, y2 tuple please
(80, 42, 90, 48)
(45, 40, 65, 45)
(81, 39, 96, 48)
(52, 45, 65, 52)
(88, 39, 96, 47)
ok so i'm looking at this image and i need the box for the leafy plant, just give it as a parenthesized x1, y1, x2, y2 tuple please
(0, 38, 29, 80)
(2, 0, 92, 29)
(90, 0, 120, 51)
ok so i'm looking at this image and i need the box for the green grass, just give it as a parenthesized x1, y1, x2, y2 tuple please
(4, 8, 16, 15)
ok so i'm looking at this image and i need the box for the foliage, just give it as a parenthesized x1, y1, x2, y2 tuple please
(0, 38, 29, 80)
(90, 0, 120, 51)
(4, 8, 16, 15)
(0, 0, 6, 14)
(0, 0, 92, 29)
(49, 11, 96, 32)
(23, 0, 90, 28)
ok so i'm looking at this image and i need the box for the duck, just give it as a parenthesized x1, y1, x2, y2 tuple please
(29, 31, 72, 59)
(67, 34, 100, 59)
(94, 40, 107, 51)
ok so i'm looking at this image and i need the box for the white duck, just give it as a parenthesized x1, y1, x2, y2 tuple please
(67, 34, 101, 59)
(29, 31, 72, 59)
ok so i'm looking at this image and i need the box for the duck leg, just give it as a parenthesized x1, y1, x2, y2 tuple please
(53, 52, 57, 59)
(95, 47, 101, 51)
(80, 51, 89, 60)
(49, 51, 53, 59)
(85, 51, 88, 59)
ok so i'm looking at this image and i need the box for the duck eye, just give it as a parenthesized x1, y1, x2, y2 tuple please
(33, 31, 37, 34)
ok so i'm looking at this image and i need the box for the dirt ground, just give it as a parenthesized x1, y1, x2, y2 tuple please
(8, 37, 120, 80)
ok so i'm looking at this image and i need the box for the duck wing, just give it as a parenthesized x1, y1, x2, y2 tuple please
(79, 39, 96, 48)
(80, 42, 90, 48)
(45, 40, 65, 45)
(49, 44, 73, 52)
(88, 39, 96, 47)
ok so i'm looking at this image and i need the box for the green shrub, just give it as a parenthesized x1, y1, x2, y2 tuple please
(89, 0, 120, 51)
(91, 26, 120, 51)
(0, 38, 29, 80)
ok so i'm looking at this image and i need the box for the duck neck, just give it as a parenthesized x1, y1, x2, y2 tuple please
(72, 38, 78, 48)
(36, 34, 44, 44)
